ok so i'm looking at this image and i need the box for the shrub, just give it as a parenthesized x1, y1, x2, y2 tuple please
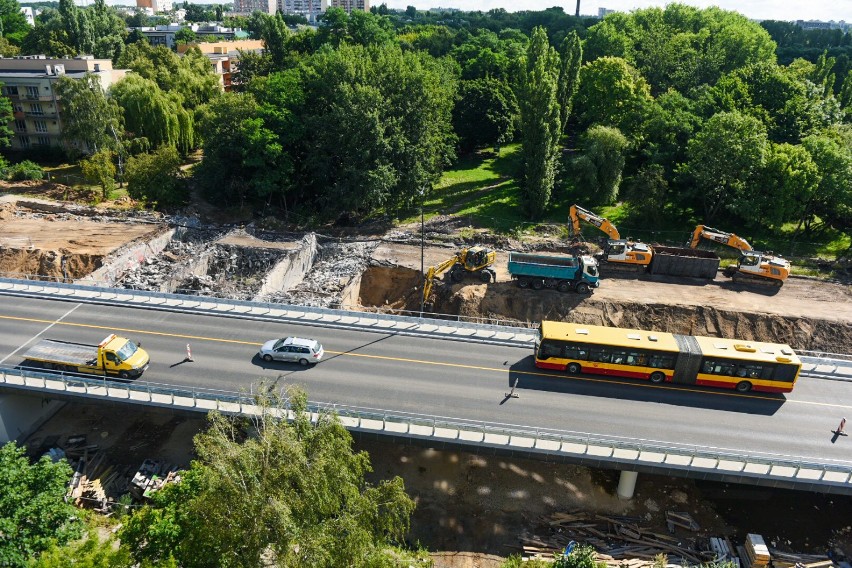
(6, 160, 45, 181)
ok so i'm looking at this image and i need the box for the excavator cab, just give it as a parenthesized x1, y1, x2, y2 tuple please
(692, 225, 791, 287)
(569, 205, 653, 270)
(423, 246, 497, 307)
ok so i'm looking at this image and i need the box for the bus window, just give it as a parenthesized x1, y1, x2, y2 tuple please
(589, 348, 612, 363)
(773, 364, 798, 382)
(649, 354, 675, 369)
(565, 345, 588, 360)
(539, 341, 563, 359)
(612, 351, 627, 365)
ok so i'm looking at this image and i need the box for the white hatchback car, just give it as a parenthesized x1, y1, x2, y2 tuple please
(258, 337, 324, 366)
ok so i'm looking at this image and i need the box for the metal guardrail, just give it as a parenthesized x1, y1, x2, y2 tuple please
(2, 365, 851, 494)
(0, 276, 537, 347)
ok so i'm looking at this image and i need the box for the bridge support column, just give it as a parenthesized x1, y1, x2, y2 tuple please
(616, 470, 638, 500)
(0, 393, 64, 444)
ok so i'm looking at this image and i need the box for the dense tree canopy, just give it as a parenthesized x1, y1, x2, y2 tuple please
(54, 73, 122, 155)
(119, 387, 418, 567)
(0, 442, 83, 566)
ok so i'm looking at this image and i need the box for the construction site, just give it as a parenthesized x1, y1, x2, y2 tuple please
(2, 188, 852, 567)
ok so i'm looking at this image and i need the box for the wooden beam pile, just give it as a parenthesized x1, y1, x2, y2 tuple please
(516, 511, 704, 566)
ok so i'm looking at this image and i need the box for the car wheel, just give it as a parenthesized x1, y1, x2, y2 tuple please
(119, 371, 130, 380)
(736, 381, 752, 393)
(299, 358, 309, 366)
(262, 354, 273, 362)
(650, 371, 665, 384)
(567, 362, 581, 374)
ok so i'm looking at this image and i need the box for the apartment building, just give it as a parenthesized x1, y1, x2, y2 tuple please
(327, 0, 368, 13)
(133, 24, 247, 49)
(280, 0, 327, 23)
(177, 40, 265, 91)
(0, 56, 127, 152)
(136, 0, 173, 13)
(232, 0, 276, 15)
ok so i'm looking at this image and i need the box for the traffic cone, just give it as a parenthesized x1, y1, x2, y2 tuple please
(185, 343, 194, 362)
(833, 417, 847, 437)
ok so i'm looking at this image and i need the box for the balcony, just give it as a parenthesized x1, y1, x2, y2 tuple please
(24, 93, 54, 101)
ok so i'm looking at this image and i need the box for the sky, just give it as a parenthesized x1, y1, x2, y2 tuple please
(380, 0, 850, 23)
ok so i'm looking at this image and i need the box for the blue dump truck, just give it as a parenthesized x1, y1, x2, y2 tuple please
(507, 252, 601, 294)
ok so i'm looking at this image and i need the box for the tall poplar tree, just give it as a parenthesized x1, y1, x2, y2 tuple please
(557, 30, 582, 134)
(517, 26, 561, 218)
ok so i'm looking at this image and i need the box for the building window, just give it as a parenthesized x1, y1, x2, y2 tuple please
(37, 136, 50, 146)
(14, 120, 26, 132)
(34, 120, 47, 133)
(3, 86, 18, 96)
(13, 104, 23, 113)
(26, 85, 39, 98)
(30, 103, 43, 115)
(18, 136, 30, 147)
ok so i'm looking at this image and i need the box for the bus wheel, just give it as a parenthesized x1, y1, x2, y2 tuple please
(650, 371, 666, 384)
(567, 363, 581, 374)
(736, 381, 752, 393)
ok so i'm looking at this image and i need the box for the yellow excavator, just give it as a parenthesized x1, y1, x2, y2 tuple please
(568, 205, 653, 272)
(689, 225, 790, 287)
(423, 246, 497, 305)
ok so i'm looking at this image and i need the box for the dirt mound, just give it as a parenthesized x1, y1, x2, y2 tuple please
(431, 282, 851, 353)
(0, 247, 102, 280)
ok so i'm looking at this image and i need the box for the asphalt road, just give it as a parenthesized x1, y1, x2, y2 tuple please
(1, 296, 851, 465)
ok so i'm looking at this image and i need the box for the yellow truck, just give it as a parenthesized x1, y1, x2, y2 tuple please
(22, 333, 150, 379)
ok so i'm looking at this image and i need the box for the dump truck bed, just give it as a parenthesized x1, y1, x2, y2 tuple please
(22, 340, 98, 365)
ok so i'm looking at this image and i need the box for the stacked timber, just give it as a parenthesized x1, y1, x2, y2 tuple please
(738, 534, 771, 568)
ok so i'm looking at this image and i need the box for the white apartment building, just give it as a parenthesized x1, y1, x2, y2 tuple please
(0, 56, 127, 152)
(232, 0, 276, 15)
(280, 0, 326, 23)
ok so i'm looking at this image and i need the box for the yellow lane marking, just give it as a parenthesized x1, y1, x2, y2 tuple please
(2, 315, 849, 408)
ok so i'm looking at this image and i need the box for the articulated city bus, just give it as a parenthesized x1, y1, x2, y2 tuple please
(534, 321, 801, 393)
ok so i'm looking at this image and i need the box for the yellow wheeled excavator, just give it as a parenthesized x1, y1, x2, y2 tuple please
(422, 246, 497, 305)
(689, 225, 791, 287)
(568, 204, 653, 272)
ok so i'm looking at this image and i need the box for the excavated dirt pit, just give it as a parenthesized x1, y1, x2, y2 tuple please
(0, 201, 165, 281)
(353, 265, 852, 353)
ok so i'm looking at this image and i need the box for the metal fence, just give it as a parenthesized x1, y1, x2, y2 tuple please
(2, 365, 851, 494)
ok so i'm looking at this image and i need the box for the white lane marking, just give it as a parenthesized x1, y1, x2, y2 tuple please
(0, 303, 82, 364)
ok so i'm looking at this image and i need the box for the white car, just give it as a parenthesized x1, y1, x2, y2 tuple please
(258, 337, 324, 366)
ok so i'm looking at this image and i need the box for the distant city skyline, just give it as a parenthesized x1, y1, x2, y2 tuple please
(380, 0, 848, 23)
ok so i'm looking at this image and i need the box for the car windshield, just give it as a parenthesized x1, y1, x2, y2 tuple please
(115, 340, 137, 361)
(273, 339, 287, 350)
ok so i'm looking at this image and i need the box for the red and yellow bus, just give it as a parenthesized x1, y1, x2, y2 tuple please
(534, 321, 801, 393)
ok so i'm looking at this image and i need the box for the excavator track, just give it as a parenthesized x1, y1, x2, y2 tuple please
(730, 271, 784, 287)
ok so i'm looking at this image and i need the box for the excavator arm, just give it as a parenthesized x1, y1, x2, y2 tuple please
(569, 205, 621, 240)
(423, 255, 460, 304)
(690, 225, 753, 252)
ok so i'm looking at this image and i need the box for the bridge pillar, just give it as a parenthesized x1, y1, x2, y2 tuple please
(0, 393, 64, 445)
(616, 470, 638, 500)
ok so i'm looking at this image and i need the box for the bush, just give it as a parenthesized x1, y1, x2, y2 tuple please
(6, 160, 45, 181)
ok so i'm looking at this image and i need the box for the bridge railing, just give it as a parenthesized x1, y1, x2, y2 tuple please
(0, 276, 536, 345)
(3, 365, 851, 492)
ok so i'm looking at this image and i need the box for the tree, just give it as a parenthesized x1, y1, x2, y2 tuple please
(556, 30, 581, 134)
(125, 145, 184, 207)
(174, 26, 197, 44)
(55, 73, 122, 155)
(0, 0, 31, 45)
(748, 142, 820, 227)
(517, 26, 561, 218)
(682, 111, 768, 222)
(0, 81, 13, 148)
(81, 149, 116, 199)
(119, 385, 419, 567)
(802, 131, 852, 236)
(111, 73, 195, 154)
(453, 77, 517, 153)
(574, 56, 652, 138)
(0, 442, 83, 566)
(571, 125, 629, 205)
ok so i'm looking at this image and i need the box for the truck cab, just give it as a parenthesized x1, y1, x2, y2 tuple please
(98, 334, 149, 377)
